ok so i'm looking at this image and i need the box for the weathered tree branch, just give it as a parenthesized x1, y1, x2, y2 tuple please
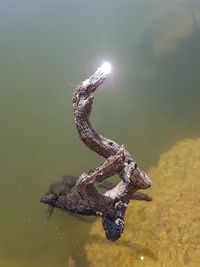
(41, 66, 152, 241)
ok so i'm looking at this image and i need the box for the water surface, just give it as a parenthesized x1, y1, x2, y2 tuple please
(1, 0, 200, 266)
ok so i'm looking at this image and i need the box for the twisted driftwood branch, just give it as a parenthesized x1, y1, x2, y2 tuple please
(41, 66, 152, 241)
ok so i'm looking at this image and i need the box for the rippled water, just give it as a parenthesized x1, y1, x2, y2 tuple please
(1, 1, 200, 266)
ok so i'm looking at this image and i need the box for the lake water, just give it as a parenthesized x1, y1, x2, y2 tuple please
(1, 0, 200, 266)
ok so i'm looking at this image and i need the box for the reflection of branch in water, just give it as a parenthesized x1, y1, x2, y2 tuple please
(87, 234, 157, 262)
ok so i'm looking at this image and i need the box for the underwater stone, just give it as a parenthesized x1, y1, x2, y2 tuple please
(84, 138, 200, 267)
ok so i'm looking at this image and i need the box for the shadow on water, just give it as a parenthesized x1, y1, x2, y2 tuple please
(70, 233, 157, 267)
(88, 234, 157, 261)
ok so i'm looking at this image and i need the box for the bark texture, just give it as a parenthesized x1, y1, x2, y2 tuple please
(41, 67, 152, 241)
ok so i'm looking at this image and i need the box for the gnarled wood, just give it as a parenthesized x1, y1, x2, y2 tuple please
(41, 66, 152, 241)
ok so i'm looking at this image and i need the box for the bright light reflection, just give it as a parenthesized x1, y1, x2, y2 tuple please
(99, 62, 111, 75)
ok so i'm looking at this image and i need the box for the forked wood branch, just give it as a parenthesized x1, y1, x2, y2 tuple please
(41, 66, 152, 241)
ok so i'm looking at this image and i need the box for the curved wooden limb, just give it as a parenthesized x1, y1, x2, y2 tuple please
(73, 68, 151, 187)
(41, 66, 152, 241)
(76, 147, 125, 199)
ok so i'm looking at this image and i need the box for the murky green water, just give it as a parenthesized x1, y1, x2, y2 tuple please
(1, 1, 200, 266)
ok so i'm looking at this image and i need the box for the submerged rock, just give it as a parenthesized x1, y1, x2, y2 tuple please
(84, 138, 200, 267)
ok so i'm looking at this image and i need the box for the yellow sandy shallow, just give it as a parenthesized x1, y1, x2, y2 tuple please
(84, 138, 200, 267)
